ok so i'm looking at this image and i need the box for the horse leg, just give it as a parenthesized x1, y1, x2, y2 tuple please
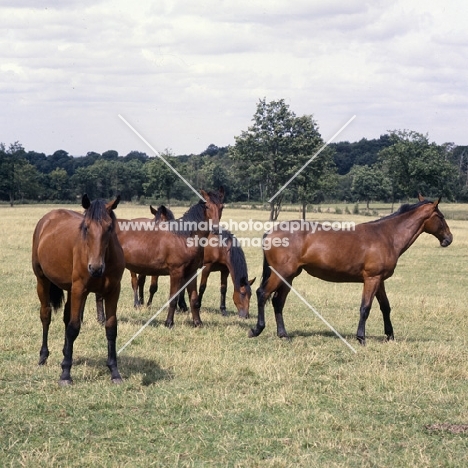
(95, 293, 105, 325)
(165, 270, 183, 328)
(376, 282, 394, 341)
(37, 277, 52, 365)
(271, 281, 293, 339)
(197, 264, 211, 311)
(187, 274, 203, 327)
(137, 274, 146, 306)
(220, 269, 228, 316)
(249, 272, 284, 338)
(130, 272, 140, 308)
(147, 276, 158, 307)
(177, 290, 188, 312)
(356, 277, 381, 345)
(59, 286, 86, 385)
(103, 285, 123, 384)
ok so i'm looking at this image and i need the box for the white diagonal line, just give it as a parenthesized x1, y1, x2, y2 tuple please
(269, 266, 357, 353)
(118, 114, 205, 201)
(268, 115, 356, 202)
(117, 267, 205, 355)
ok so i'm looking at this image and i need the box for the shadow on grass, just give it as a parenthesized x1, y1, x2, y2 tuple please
(118, 306, 253, 331)
(74, 355, 173, 385)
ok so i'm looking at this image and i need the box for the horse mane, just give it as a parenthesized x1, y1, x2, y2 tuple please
(80, 199, 116, 234)
(168, 200, 207, 237)
(369, 200, 433, 224)
(221, 230, 250, 291)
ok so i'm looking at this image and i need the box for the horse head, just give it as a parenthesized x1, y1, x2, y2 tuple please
(81, 194, 121, 277)
(200, 187, 225, 234)
(418, 196, 453, 247)
(233, 276, 256, 319)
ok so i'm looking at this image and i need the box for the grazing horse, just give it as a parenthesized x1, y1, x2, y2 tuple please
(250, 196, 453, 344)
(115, 188, 224, 327)
(32, 195, 125, 385)
(146, 230, 256, 318)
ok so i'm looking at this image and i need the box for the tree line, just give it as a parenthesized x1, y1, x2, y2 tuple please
(2, 99, 468, 219)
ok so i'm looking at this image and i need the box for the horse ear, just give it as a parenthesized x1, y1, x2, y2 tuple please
(418, 193, 425, 202)
(160, 205, 168, 216)
(249, 277, 256, 286)
(434, 197, 441, 207)
(82, 194, 91, 209)
(150, 205, 157, 216)
(240, 276, 248, 287)
(107, 194, 121, 211)
(200, 190, 208, 202)
(218, 186, 225, 201)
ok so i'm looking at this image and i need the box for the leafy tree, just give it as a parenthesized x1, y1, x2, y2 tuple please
(0, 142, 42, 205)
(230, 98, 326, 220)
(379, 130, 458, 204)
(351, 165, 392, 209)
(143, 151, 179, 203)
(48, 168, 70, 200)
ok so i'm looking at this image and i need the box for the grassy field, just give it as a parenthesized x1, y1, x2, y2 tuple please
(1, 201, 467, 467)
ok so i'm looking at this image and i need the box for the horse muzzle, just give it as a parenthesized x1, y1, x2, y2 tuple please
(88, 263, 105, 277)
(440, 234, 453, 247)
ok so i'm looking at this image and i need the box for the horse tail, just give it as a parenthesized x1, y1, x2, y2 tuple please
(49, 283, 64, 311)
(260, 233, 271, 288)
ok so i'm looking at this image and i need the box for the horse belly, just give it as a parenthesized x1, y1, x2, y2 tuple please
(34, 223, 76, 290)
(303, 264, 364, 283)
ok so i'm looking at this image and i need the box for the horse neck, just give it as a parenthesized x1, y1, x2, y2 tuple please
(225, 244, 248, 291)
(384, 207, 431, 256)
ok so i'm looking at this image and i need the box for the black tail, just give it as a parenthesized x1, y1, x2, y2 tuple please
(49, 283, 64, 311)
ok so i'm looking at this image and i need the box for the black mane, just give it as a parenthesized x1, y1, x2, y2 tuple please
(166, 200, 208, 237)
(221, 230, 250, 291)
(80, 199, 116, 234)
(369, 200, 433, 224)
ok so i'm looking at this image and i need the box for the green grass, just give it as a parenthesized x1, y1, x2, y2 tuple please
(1, 203, 468, 467)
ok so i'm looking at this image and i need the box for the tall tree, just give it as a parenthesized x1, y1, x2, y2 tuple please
(379, 130, 458, 205)
(230, 98, 325, 220)
(350, 165, 392, 209)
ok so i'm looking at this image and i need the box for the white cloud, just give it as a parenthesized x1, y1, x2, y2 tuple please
(0, 0, 467, 156)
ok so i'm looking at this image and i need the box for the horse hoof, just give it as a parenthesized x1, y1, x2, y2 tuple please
(111, 377, 123, 385)
(356, 337, 366, 346)
(385, 335, 395, 342)
(248, 328, 259, 338)
(58, 379, 73, 387)
(193, 320, 203, 328)
(220, 308, 228, 316)
(38, 357, 48, 366)
(164, 321, 174, 328)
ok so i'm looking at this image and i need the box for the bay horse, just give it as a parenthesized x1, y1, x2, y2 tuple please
(146, 230, 256, 318)
(96, 204, 175, 321)
(250, 196, 453, 344)
(115, 188, 224, 327)
(32, 195, 125, 385)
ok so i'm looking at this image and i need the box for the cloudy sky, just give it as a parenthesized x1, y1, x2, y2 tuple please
(1, 0, 467, 157)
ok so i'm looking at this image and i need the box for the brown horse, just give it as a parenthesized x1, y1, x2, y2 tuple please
(115, 188, 224, 327)
(32, 195, 125, 385)
(145, 230, 256, 318)
(96, 204, 175, 321)
(250, 196, 453, 344)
